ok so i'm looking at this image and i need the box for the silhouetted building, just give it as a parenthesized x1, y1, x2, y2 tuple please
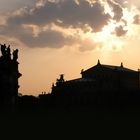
(52, 60, 140, 96)
(0, 44, 21, 110)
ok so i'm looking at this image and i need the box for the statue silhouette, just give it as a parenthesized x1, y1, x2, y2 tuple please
(0, 44, 12, 60)
(7, 45, 11, 56)
(1, 44, 7, 56)
(13, 49, 18, 61)
(6, 45, 11, 60)
(57, 74, 65, 82)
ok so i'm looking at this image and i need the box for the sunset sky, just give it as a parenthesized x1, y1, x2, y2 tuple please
(1, 0, 140, 95)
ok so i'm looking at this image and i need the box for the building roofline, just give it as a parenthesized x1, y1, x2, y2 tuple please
(82, 63, 138, 73)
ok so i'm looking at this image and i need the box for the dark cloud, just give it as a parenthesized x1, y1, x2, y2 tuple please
(0, 0, 111, 49)
(0, 0, 129, 50)
(133, 15, 140, 24)
(107, 0, 123, 21)
(7, 0, 110, 32)
(115, 25, 127, 37)
(0, 23, 77, 48)
(18, 30, 76, 48)
(0, 0, 35, 13)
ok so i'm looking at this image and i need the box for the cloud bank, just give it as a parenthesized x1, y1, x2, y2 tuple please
(0, 0, 139, 51)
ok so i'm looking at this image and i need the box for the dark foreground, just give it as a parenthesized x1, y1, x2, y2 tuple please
(0, 106, 140, 138)
(1, 103, 140, 121)
(1, 90, 140, 127)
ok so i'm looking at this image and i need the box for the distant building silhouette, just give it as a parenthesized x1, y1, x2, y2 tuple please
(0, 44, 21, 110)
(52, 60, 140, 96)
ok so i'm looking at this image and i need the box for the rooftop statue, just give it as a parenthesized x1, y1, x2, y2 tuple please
(1, 44, 7, 56)
(7, 45, 11, 56)
(57, 74, 65, 82)
(0, 44, 12, 60)
(13, 49, 18, 61)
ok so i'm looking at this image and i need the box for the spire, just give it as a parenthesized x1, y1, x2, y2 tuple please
(97, 59, 100, 65)
(120, 62, 123, 68)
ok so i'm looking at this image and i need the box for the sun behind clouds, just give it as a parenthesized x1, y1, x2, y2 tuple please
(87, 0, 140, 52)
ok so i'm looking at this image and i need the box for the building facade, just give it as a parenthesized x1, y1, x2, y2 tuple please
(0, 44, 21, 110)
(52, 60, 140, 96)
